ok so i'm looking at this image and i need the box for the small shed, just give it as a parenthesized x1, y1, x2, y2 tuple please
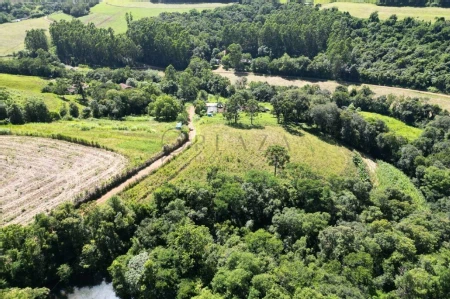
(175, 122, 182, 130)
(206, 103, 218, 114)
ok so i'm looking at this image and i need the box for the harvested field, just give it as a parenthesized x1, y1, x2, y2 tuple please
(213, 68, 450, 112)
(0, 136, 127, 225)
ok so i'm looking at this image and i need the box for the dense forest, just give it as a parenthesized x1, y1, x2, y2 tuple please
(2, 54, 450, 298)
(43, 3, 450, 93)
(1, 2, 450, 298)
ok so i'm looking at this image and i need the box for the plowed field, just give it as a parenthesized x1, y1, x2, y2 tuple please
(0, 136, 126, 225)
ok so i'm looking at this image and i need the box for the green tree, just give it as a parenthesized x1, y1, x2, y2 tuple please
(69, 102, 79, 118)
(151, 95, 181, 121)
(246, 99, 259, 125)
(224, 94, 242, 124)
(7, 103, 25, 124)
(227, 43, 243, 70)
(25, 29, 48, 53)
(264, 145, 290, 176)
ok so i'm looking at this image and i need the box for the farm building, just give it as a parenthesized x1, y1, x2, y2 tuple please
(175, 122, 182, 130)
(206, 103, 218, 114)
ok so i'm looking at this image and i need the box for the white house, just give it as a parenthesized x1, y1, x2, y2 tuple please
(206, 103, 218, 114)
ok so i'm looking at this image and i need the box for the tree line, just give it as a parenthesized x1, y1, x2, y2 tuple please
(43, 3, 450, 93)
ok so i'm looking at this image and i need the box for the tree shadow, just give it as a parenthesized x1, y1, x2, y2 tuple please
(282, 123, 304, 137)
(226, 122, 265, 130)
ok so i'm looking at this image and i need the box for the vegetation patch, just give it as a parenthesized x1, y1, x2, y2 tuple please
(373, 160, 426, 209)
(360, 111, 423, 142)
(122, 112, 357, 202)
(6, 116, 178, 168)
(0, 73, 81, 112)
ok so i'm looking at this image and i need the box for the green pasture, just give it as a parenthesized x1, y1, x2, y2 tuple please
(121, 111, 358, 202)
(5, 116, 178, 167)
(0, 73, 82, 112)
(359, 111, 423, 142)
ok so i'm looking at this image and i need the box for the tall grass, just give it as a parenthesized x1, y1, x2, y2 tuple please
(373, 161, 427, 210)
(360, 111, 423, 142)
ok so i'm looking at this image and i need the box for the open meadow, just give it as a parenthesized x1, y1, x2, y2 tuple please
(5, 116, 178, 168)
(121, 111, 358, 202)
(359, 111, 423, 142)
(0, 2, 227, 56)
(0, 73, 82, 111)
(50, 1, 228, 34)
(0, 136, 127, 225)
(0, 17, 51, 56)
(320, 2, 450, 22)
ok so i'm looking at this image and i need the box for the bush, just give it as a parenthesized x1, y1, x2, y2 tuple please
(69, 102, 79, 118)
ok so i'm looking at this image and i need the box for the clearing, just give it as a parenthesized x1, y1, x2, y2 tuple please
(0, 136, 127, 225)
(0, 73, 82, 112)
(0, 17, 51, 56)
(372, 160, 427, 210)
(1, 2, 226, 56)
(213, 68, 450, 112)
(121, 111, 358, 202)
(359, 111, 423, 142)
(6, 116, 178, 168)
(50, 1, 228, 34)
(320, 2, 450, 22)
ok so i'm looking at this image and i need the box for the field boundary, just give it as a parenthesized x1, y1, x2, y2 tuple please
(3, 124, 188, 210)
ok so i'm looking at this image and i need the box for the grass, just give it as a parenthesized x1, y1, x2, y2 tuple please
(373, 161, 427, 210)
(50, 2, 227, 34)
(359, 111, 423, 141)
(0, 17, 50, 56)
(5, 116, 178, 168)
(320, 2, 450, 22)
(1, 2, 226, 56)
(0, 74, 82, 112)
(121, 111, 358, 202)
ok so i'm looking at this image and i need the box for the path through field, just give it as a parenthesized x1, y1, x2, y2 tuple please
(0, 136, 127, 225)
(96, 106, 196, 204)
(213, 67, 450, 111)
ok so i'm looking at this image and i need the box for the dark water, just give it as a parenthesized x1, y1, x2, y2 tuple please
(66, 280, 119, 299)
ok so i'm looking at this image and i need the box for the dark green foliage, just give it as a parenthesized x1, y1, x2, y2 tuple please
(24, 29, 48, 53)
(23, 98, 51, 123)
(7, 103, 25, 124)
(69, 102, 79, 118)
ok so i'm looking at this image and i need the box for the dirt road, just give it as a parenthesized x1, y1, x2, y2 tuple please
(213, 67, 450, 111)
(96, 106, 196, 204)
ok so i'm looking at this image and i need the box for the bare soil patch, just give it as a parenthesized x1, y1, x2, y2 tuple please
(0, 136, 127, 225)
(214, 68, 450, 111)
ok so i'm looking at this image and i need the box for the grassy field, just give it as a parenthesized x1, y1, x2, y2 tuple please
(1, 2, 226, 56)
(372, 161, 427, 210)
(5, 116, 178, 168)
(121, 111, 358, 202)
(0, 17, 50, 56)
(0, 74, 82, 112)
(359, 111, 423, 141)
(320, 2, 450, 22)
(50, 2, 228, 34)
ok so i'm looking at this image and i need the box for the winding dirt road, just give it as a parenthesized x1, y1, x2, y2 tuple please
(96, 106, 196, 204)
